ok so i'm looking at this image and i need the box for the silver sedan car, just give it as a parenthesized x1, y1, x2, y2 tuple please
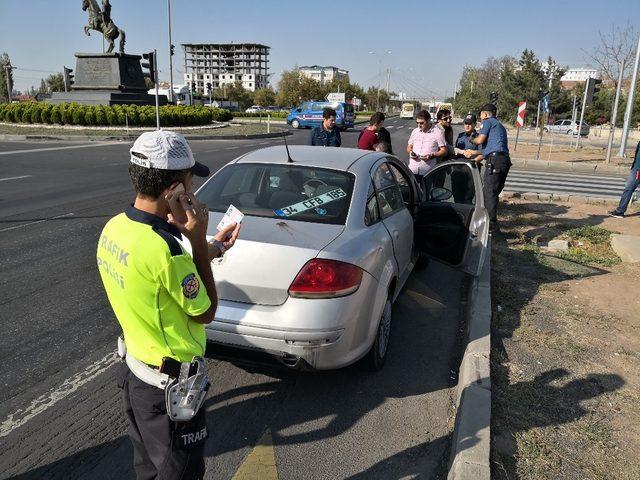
(197, 146, 488, 370)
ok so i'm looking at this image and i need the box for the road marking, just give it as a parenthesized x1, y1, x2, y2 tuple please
(225, 146, 240, 150)
(0, 212, 74, 233)
(0, 351, 118, 438)
(0, 175, 32, 182)
(386, 126, 395, 129)
(0, 143, 114, 156)
(232, 429, 278, 480)
(397, 126, 405, 129)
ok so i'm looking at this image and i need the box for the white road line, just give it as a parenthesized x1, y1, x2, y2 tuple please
(0, 175, 32, 182)
(0, 212, 74, 233)
(0, 352, 118, 438)
(225, 146, 240, 150)
(397, 126, 405, 129)
(0, 143, 114, 156)
(386, 126, 395, 129)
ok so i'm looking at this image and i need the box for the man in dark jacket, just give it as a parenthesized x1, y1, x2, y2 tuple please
(308, 107, 341, 147)
(609, 140, 640, 218)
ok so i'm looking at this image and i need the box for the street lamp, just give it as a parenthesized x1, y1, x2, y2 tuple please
(369, 50, 391, 111)
(167, 0, 174, 103)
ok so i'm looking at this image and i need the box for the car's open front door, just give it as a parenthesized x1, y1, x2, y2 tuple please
(413, 161, 489, 276)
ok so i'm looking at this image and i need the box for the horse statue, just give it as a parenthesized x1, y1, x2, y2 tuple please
(82, 0, 126, 54)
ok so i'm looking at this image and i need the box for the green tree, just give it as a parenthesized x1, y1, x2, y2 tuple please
(213, 82, 255, 110)
(253, 87, 276, 106)
(0, 52, 14, 102)
(39, 78, 48, 94)
(46, 73, 65, 93)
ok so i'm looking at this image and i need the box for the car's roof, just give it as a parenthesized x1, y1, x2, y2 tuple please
(233, 145, 386, 172)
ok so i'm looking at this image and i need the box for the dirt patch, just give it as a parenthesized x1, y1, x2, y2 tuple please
(491, 199, 640, 479)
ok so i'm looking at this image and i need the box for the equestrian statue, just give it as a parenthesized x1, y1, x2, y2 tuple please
(82, 0, 126, 54)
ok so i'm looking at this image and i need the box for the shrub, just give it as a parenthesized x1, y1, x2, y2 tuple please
(31, 108, 42, 124)
(50, 106, 61, 124)
(72, 107, 85, 125)
(84, 109, 95, 125)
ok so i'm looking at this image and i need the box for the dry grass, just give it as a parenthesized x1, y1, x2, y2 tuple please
(490, 201, 639, 480)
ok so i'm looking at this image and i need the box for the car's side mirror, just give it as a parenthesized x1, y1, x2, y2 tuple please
(430, 187, 453, 202)
(296, 108, 302, 113)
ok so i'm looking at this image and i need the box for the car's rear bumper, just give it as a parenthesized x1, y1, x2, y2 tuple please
(205, 274, 379, 370)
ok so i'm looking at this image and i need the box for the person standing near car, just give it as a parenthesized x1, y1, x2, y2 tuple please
(470, 103, 511, 232)
(436, 109, 454, 159)
(454, 114, 484, 164)
(358, 112, 385, 151)
(406, 110, 448, 182)
(309, 107, 342, 147)
(609, 140, 640, 218)
(97, 130, 240, 479)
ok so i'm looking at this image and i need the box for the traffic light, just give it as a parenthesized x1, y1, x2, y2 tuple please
(141, 51, 157, 85)
(489, 91, 498, 103)
(206, 82, 212, 92)
(63, 66, 74, 92)
(170, 44, 175, 56)
(585, 77, 602, 105)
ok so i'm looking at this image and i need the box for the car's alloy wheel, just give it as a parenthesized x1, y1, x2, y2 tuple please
(291, 119, 300, 129)
(367, 297, 392, 371)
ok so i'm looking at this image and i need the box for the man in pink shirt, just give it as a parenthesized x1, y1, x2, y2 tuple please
(406, 110, 447, 180)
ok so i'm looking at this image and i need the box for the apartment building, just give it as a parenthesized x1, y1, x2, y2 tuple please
(298, 65, 349, 84)
(182, 43, 270, 93)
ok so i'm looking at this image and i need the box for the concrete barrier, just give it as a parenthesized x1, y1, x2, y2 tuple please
(448, 239, 492, 480)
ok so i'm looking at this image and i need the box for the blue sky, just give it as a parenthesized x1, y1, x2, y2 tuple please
(2, 0, 639, 98)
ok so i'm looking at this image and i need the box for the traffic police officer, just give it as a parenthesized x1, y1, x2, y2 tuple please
(97, 130, 240, 479)
(470, 104, 511, 232)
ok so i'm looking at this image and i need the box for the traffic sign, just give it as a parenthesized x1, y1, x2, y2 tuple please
(516, 101, 527, 127)
(326, 92, 345, 103)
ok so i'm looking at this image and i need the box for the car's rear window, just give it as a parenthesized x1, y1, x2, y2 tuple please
(197, 163, 355, 225)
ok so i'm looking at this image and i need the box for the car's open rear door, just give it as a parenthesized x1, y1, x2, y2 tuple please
(413, 161, 489, 277)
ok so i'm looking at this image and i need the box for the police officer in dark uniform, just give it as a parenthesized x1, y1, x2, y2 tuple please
(470, 104, 511, 232)
(454, 113, 483, 164)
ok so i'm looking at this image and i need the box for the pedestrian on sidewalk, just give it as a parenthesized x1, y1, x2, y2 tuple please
(470, 103, 511, 232)
(436, 109, 454, 160)
(454, 113, 483, 164)
(309, 107, 342, 147)
(406, 110, 448, 182)
(609, 140, 640, 218)
(358, 112, 385, 151)
(97, 130, 240, 479)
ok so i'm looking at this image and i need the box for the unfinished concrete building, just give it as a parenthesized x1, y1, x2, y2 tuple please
(182, 43, 270, 94)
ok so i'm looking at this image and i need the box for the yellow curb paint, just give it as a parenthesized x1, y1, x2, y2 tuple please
(231, 429, 279, 480)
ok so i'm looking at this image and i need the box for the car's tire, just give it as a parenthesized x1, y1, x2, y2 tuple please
(291, 119, 300, 129)
(566, 129, 572, 134)
(366, 296, 392, 371)
(543, 127, 549, 132)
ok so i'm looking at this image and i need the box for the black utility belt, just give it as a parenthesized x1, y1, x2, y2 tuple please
(486, 151, 509, 158)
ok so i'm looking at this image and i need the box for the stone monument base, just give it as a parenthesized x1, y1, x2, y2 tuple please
(47, 52, 168, 106)
(48, 91, 167, 106)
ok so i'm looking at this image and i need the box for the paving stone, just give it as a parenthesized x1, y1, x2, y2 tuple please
(546, 239, 569, 251)
(611, 234, 640, 263)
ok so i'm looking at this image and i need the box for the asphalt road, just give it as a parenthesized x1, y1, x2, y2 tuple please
(0, 119, 466, 479)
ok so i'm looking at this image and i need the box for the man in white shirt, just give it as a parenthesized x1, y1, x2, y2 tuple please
(406, 110, 447, 181)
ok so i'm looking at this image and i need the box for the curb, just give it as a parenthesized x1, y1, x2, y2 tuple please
(448, 238, 492, 480)
(511, 157, 631, 175)
(0, 130, 292, 143)
(501, 191, 621, 205)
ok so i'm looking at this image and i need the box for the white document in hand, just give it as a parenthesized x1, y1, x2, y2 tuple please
(216, 204, 244, 231)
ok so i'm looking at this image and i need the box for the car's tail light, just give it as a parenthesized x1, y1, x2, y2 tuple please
(289, 259, 363, 299)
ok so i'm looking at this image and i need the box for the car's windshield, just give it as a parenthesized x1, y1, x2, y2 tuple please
(198, 163, 355, 225)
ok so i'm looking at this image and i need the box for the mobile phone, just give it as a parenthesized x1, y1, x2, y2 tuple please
(410, 151, 418, 158)
(159, 356, 182, 378)
(166, 183, 188, 224)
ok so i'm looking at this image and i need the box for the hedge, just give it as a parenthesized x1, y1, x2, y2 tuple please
(231, 111, 289, 119)
(0, 102, 233, 127)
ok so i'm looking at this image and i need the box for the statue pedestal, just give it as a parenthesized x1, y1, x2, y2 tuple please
(48, 53, 167, 106)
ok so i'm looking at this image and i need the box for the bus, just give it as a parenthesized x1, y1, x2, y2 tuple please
(400, 102, 419, 119)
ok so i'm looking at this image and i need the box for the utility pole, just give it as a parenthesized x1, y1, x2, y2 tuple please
(154, 49, 160, 130)
(385, 68, 391, 112)
(571, 95, 577, 122)
(575, 79, 589, 150)
(535, 100, 541, 129)
(606, 60, 626, 163)
(167, 0, 174, 103)
(4, 64, 13, 102)
(618, 34, 640, 158)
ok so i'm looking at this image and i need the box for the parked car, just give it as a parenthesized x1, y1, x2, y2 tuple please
(245, 105, 265, 114)
(286, 101, 356, 130)
(195, 146, 489, 370)
(544, 119, 590, 136)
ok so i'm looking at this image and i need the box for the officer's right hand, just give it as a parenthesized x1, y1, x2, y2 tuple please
(168, 193, 208, 245)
